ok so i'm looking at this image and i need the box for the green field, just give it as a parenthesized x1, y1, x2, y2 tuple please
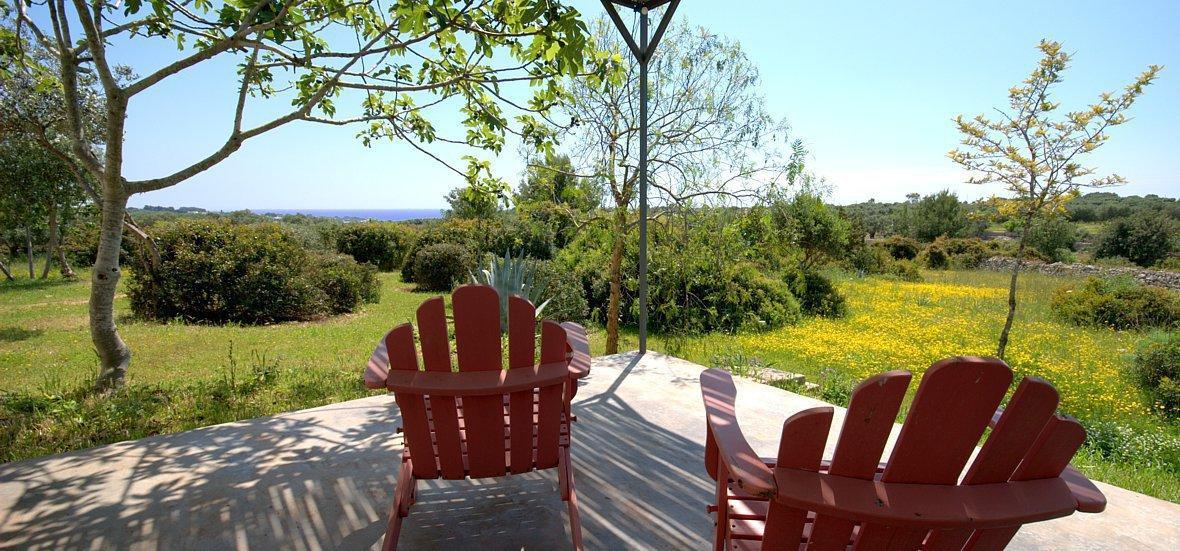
(1, 268, 1176, 502)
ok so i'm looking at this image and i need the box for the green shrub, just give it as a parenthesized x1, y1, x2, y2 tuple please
(1130, 332, 1180, 416)
(1096, 216, 1176, 268)
(787, 270, 848, 317)
(407, 243, 473, 292)
(127, 219, 379, 324)
(399, 218, 556, 284)
(1050, 277, 1180, 330)
(1026, 217, 1078, 262)
(920, 239, 951, 269)
(332, 222, 415, 271)
(532, 259, 589, 323)
(942, 237, 994, 268)
(309, 254, 381, 314)
(644, 262, 802, 334)
(843, 245, 921, 282)
(485, 218, 556, 260)
(880, 236, 920, 260)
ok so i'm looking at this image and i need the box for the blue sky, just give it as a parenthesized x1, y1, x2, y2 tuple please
(107, 0, 1178, 209)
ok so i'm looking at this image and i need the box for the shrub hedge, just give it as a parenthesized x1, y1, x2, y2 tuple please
(1050, 277, 1179, 330)
(127, 219, 380, 324)
(787, 270, 848, 318)
(406, 243, 474, 292)
(1130, 331, 1180, 417)
(332, 222, 415, 271)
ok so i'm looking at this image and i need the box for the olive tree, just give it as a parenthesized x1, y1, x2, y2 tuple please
(949, 40, 1160, 358)
(4, 0, 612, 389)
(553, 20, 804, 353)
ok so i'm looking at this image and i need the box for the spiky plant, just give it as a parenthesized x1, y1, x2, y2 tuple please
(470, 251, 552, 332)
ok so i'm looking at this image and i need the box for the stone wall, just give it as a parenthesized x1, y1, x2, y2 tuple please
(979, 256, 1180, 291)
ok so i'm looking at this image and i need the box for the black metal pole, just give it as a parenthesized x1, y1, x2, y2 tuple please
(637, 8, 649, 353)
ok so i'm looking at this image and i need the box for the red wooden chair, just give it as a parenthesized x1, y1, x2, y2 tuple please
(700, 356, 1107, 551)
(364, 284, 592, 550)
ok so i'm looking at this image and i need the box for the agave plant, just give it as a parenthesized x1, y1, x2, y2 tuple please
(470, 250, 552, 332)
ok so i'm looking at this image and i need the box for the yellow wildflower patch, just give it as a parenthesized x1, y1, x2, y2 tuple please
(725, 274, 1147, 420)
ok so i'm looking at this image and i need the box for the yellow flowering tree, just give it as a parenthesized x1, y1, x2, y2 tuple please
(948, 40, 1161, 359)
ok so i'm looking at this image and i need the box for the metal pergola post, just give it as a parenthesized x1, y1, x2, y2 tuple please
(601, 0, 681, 354)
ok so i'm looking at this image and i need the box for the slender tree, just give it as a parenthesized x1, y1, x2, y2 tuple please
(553, 20, 803, 353)
(4, 0, 613, 389)
(949, 40, 1160, 358)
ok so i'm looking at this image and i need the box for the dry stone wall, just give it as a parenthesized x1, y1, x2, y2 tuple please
(979, 256, 1180, 291)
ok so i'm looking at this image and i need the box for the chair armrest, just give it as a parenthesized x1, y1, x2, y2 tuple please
(990, 407, 1106, 514)
(363, 329, 395, 389)
(700, 369, 777, 498)
(774, 467, 1080, 530)
(1061, 464, 1106, 513)
(385, 361, 571, 396)
(561, 321, 591, 379)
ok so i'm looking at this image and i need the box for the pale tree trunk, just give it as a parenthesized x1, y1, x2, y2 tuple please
(56, 244, 75, 278)
(604, 205, 627, 355)
(25, 228, 35, 278)
(995, 218, 1033, 359)
(92, 192, 132, 390)
(40, 202, 60, 279)
(0, 257, 13, 280)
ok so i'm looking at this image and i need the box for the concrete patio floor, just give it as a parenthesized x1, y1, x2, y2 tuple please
(1, 352, 1178, 550)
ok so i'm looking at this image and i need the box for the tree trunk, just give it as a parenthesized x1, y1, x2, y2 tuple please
(604, 205, 628, 355)
(92, 193, 132, 391)
(0, 257, 13, 281)
(25, 228, 35, 278)
(995, 219, 1032, 359)
(41, 202, 60, 279)
(57, 238, 76, 278)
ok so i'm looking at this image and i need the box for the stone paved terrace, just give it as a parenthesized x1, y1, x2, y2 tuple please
(1, 352, 1178, 550)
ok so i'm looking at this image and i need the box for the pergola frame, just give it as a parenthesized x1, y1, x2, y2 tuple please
(600, 0, 682, 353)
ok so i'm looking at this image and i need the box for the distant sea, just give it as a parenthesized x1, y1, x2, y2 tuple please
(251, 208, 443, 221)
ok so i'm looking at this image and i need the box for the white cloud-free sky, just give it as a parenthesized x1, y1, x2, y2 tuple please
(75, 0, 1179, 210)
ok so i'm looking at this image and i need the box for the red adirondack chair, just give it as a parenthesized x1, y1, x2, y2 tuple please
(364, 284, 592, 550)
(700, 356, 1107, 551)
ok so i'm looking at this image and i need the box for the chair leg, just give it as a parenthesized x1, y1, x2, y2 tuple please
(382, 456, 417, 551)
(559, 448, 583, 550)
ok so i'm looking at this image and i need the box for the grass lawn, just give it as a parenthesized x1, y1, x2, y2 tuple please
(1, 267, 1176, 502)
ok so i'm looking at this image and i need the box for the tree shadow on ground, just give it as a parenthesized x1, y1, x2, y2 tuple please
(0, 327, 44, 343)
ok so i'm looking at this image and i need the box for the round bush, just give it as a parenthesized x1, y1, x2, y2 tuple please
(1096, 216, 1176, 268)
(787, 270, 848, 318)
(333, 222, 414, 271)
(310, 253, 381, 314)
(128, 220, 380, 324)
(1050, 277, 1180, 330)
(1130, 332, 1180, 417)
(879, 236, 920, 260)
(920, 239, 951, 269)
(408, 243, 473, 291)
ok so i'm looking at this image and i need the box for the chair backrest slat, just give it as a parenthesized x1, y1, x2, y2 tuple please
(416, 297, 465, 479)
(388, 285, 572, 480)
(925, 377, 1061, 550)
(508, 296, 538, 474)
(386, 324, 439, 479)
(763, 408, 832, 549)
(808, 371, 910, 550)
(965, 416, 1087, 551)
(453, 285, 508, 477)
(854, 357, 1012, 550)
(534, 321, 567, 469)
